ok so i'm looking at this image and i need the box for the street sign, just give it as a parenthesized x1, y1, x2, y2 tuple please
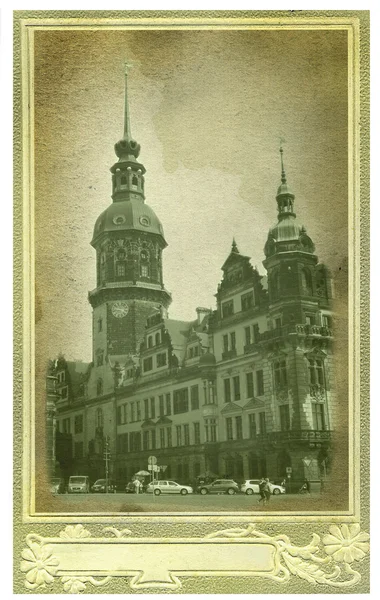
(303, 459, 312, 467)
(148, 464, 159, 472)
(161, 465, 167, 472)
(286, 467, 292, 473)
(148, 455, 157, 465)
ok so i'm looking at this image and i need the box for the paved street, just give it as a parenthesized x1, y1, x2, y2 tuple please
(52, 491, 326, 513)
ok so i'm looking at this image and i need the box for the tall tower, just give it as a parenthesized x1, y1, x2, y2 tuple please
(263, 147, 332, 326)
(88, 64, 171, 362)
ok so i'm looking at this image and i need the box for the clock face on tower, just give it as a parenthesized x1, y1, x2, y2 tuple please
(111, 301, 129, 318)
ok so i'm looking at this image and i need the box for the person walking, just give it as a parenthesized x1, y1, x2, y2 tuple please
(258, 478, 266, 505)
(134, 478, 140, 494)
(264, 478, 271, 505)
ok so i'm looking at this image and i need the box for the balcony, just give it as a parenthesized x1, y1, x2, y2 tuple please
(221, 349, 237, 361)
(257, 429, 332, 445)
(260, 323, 333, 342)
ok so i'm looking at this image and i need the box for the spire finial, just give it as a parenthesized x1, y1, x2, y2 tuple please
(279, 138, 287, 184)
(123, 60, 134, 140)
(232, 237, 239, 253)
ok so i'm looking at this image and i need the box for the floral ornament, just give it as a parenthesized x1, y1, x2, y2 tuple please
(61, 576, 111, 593)
(322, 524, 370, 564)
(60, 524, 91, 539)
(20, 536, 59, 590)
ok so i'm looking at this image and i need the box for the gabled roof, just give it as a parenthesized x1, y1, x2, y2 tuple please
(155, 415, 173, 425)
(221, 250, 251, 272)
(221, 402, 243, 415)
(243, 397, 265, 410)
(141, 419, 156, 429)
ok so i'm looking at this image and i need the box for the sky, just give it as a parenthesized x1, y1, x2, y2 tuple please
(33, 28, 348, 363)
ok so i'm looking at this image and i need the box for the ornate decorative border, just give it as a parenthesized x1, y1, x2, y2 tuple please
(13, 9, 370, 594)
(20, 523, 369, 592)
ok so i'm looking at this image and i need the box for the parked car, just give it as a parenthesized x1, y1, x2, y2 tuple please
(91, 479, 115, 493)
(199, 479, 239, 495)
(240, 479, 286, 495)
(50, 478, 65, 494)
(146, 480, 193, 496)
(68, 475, 90, 494)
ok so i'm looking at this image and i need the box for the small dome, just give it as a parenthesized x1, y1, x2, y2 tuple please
(199, 352, 216, 367)
(92, 199, 165, 245)
(268, 215, 304, 243)
(276, 181, 294, 197)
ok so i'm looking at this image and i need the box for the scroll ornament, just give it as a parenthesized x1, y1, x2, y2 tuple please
(20, 522, 369, 592)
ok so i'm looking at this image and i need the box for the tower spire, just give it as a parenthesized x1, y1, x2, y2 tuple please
(280, 145, 287, 184)
(123, 61, 133, 140)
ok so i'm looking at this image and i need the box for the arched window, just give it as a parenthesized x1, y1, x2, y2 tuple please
(120, 175, 127, 186)
(271, 269, 280, 299)
(132, 174, 138, 187)
(96, 407, 103, 428)
(155, 332, 161, 346)
(316, 269, 326, 297)
(116, 248, 126, 279)
(100, 252, 106, 283)
(147, 336, 153, 349)
(97, 378, 103, 397)
(301, 268, 313, 295)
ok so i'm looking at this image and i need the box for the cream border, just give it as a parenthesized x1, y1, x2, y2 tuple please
(20, 14, 361, 524)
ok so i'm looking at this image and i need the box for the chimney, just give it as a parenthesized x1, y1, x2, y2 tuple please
(196, 307, 211, 325)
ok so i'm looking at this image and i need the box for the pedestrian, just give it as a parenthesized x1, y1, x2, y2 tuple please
(304, 478, 311, 494)
(258, 478, 266, 505)
(134, 478, 140, 494)
(264, 478, 271, 504)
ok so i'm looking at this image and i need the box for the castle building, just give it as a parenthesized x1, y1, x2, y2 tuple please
(48, 69, 334, 489)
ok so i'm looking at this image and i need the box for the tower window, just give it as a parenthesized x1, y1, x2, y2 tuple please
(97, 379, 103, 397)
(132, 175, 138, 186)
(98, 318, 103, 332)
(120, 175, 127, 186)
(141, 264, 149, 278)
(117, 264, 125, 277)
(301, 268, 313, 295)
(96, 407, 103, 428)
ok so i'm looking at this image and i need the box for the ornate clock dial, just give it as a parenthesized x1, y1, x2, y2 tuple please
(111, 301, 129, 318)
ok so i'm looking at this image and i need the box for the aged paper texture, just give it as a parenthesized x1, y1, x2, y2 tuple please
(14, 10, 369, 594)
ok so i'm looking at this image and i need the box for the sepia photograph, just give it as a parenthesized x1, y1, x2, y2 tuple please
(14, 9, 370, 595)
(33, 23, 353, 515)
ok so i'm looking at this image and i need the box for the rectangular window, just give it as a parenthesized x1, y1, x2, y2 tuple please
(190, 385, 199, 410)
(235, 416, 243, 439)
(157, 352, 167, 368)
(143, 357, 153, 372)
(176, 425, 182, 446)
(244, 326, 251, 346)
(305, 314, 316, 326)
(160, 428, 165, 448)
(159, 395, 164, 417)
(167, 427, 172, 447)
(230, 331, 236, 350)
(193, 422, 200, 445)
(74, 441, 83, 458)
(274, 360, 288, 389)
(136, 401, 141, 421)
(253, 323, 260, 343)
(224, 378, 231, 403)
(61, 386, 68, 399)
(62, 418, 70, 434)
(223, 334, 229, 353)
(166, 393, 171, 415)
(130, 402, 135, 422)
(226, 417, 233, 440)
(74, 414, 83, 434)
(143, 430, 150, 451)
(280, 404, 290, 431)
(248, 413, 256, 438)
(246, 372, 254, 398)
(233, 375, 240, 401)
(96, 351, 104, 366)
(151, 430, 156, 450)
(184, 424, 190, 446)
(117, 433, 128, 454)
(222, 300, 234, 318)
(129, 431, 141, 452)
(144, 398, 149, 420)
(141, 264, 149, 278)
(150, 397, 156, 419)
(56, 420, 60, 432)
(209, 418, 217, 442)
(256, 370, 264, 396)
(259, 412, 266, 434)
(275, 317, 282, 329)
(312, 403, 326, 430)
(173, 388, 189, 414)
(241, 291, 254, 311)
(322, 315, 332, 328)
(117, 264, 125, 277)
(98, 318, 103, 332)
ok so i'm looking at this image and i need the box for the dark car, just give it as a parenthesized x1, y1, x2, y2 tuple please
(125, 481, 136, 494)
(199, 479, 240, 495)
(91, 479, 115, 493)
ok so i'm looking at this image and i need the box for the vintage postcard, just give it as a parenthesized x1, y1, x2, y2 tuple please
(14, 10, 369, 594)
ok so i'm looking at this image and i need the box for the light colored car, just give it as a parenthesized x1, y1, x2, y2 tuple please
(146, 480, 193, 496)
(240, 479, 285, 495)
(68, 475, 90, 494)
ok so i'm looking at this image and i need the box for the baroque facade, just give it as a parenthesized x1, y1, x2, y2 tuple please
(48, 71, 334, 490)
